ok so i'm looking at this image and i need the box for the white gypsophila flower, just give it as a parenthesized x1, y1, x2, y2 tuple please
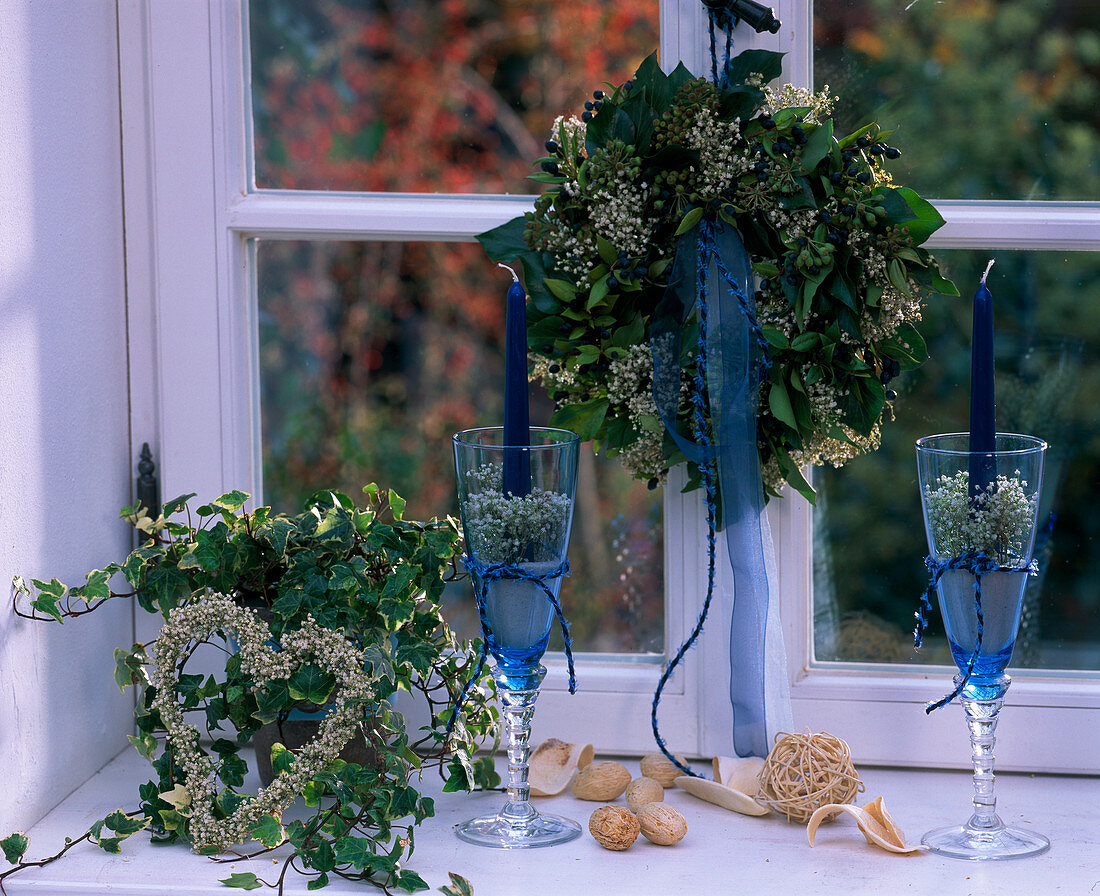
(607, 344, 660, 421)
(762, 83, 836, 124)
(620, 428, 667, 481)
(924, 472, 1037, 563)
(551, 114, 587, 150)
(607, 343, 691, 481)
(686, 108, 750, 200)
(461, 463, 572, 564)
(588, 176, 656, 258)
(151, 592, 374, 853)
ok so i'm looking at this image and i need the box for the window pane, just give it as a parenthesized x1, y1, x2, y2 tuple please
(248, 0, 658, 193)
(814, 249, 1100, 671)
(814, 1, 1100, 200)
(255, 239, 663, 654)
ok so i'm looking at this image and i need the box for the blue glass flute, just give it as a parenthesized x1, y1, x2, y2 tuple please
(916, 432, 1048, 860)
(452, 426, 581, 848)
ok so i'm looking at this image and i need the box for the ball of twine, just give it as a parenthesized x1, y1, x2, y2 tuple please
(756, 730, 863, 823)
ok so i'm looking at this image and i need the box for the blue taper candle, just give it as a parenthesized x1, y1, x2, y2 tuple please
(969, 259, 996, 497)
(501, 263, 531, 497)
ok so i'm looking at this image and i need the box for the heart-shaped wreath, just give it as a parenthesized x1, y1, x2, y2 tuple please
(151, 593, 375, 852)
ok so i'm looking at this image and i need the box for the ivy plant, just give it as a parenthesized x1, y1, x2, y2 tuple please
(7, 486, 499, 894)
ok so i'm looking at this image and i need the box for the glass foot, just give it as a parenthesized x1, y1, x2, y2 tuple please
(922, 822, 1049, 860)
(455, 811, 582, 849)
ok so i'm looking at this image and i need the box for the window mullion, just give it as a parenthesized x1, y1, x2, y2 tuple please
(929, 202, 1100, 250)
(228, 191, 535, 241)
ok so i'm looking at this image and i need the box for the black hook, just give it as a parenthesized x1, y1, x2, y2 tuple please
(702, 0, 781, 34)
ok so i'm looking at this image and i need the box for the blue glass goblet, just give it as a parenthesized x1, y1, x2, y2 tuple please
(452, 426, 581, 848)
(916, 432, 1048, 860)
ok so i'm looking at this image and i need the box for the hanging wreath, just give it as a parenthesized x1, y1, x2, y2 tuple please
(479, 49, 957, 501)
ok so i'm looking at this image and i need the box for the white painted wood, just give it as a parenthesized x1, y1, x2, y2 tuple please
(0, 0, 134, 833)
(8, 747, 1095, 895)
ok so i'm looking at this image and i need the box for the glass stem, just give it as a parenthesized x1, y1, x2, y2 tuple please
(960, 674, 1010, 832)
(494, 666, 545, 825)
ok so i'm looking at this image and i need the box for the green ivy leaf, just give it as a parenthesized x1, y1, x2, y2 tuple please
(1, 832, 29, 864)
(30, 591, 64, 623)
(127, 732, 158, 760)
(220, 871, 264, 890)
(395, 869, 430, 892)
(387, 490, 406, 520)
(102, 810, 148, 837)
(247, 814, 285, 849)
(307, 873, 330, 890)
(288, 659, 334, 708)
(334, 836, 379, 870)
(162, 493, 197, 516)
(439, 871, 475, 896)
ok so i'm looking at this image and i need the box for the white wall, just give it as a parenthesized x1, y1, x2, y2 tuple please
(0, 2, 134, 831)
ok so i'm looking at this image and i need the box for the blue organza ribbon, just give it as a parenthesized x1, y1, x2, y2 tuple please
(650, 217, 788, 762)
(915, 551, 1038, 713)
(444, 555, 575, 739)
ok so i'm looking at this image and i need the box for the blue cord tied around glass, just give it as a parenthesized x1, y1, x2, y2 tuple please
(443, 554, 576, 739)
(915, 550, 1038, 713)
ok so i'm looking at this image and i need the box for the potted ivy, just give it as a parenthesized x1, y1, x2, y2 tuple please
(11, 485, 499, 892)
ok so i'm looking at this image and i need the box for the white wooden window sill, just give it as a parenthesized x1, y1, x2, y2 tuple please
(6, 749, 1093, 895)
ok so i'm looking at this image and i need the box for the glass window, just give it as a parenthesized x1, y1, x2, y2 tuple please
(814, 0, 1100, 200)
(248, 0, 659, 193)
(813, 249, 1100, 671)
(255, 238, 663, 654)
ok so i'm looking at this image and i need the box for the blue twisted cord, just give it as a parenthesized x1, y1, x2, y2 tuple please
(444, 555, 575, 739)
(915, 550, 1037, 713)
(706, 10, 734, 87)
(709, 229, 771, 375)
(650, 224, 724, 779)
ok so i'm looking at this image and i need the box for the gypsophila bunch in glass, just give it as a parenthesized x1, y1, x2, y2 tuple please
(9, 486, 499, 893)
(923, 472, 1038, 564)
(479, 50, 957, 501)
(462, 463, 572, 564)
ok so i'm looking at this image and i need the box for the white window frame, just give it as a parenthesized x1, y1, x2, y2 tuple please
(119, 0, 1100, 768)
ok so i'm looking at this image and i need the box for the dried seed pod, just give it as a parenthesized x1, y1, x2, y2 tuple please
(712, 755, 765, 795)
(624, 776, 665, 813)
(639, 753, 687, 788)
(571, 761, 632, 801)
(528, 738, 595, 797)
(589, 805, 640, 851)
(637, 803, 687, 845)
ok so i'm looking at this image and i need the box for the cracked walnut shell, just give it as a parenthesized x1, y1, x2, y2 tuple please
(589, 805, 640, 851)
